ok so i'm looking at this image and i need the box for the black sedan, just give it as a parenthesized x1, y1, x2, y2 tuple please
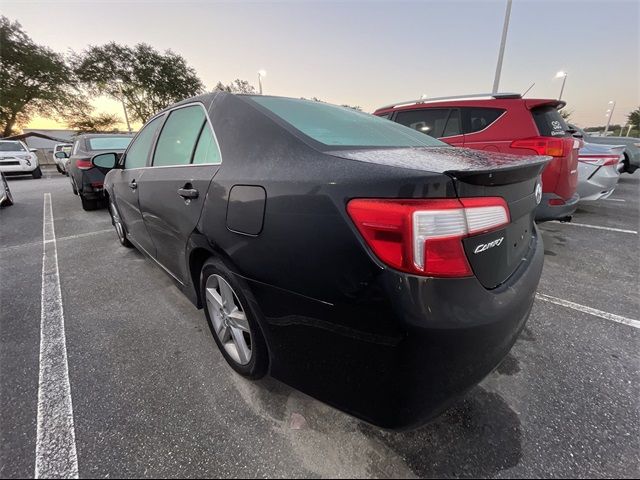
(92, 93, 549, 429)
(57, 133, 133, 210)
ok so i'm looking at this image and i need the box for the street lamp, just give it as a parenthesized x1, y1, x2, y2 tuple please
(603, 100, 616, 135)
(555, 71, 568, 100)
(115, 79, 132, 133)
(257, 70, 267, 95)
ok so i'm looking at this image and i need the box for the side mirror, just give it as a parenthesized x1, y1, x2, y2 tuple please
(92, 152, 118, 170)
(30, 148, 38, 153)
(54, 151, 68, 159)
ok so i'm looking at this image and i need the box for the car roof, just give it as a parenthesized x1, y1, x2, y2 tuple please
(76, 133, 135, 140)
(375, 95, 565, 113)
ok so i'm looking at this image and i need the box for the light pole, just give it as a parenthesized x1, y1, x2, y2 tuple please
(116, 80, 132, 133)
(492, 0, 513, 94)
(603, 100, 616, 135)
(555, 71, 568, 100)
(257, 70, 267, 95)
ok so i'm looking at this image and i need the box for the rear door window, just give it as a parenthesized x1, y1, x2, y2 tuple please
(394, 109, 451, 138)
(192, 123, 222, 165)
(153, 105, 206, 167)
(463, 108, 505, 134)
(532, 106, 570, 137)
(125, 115, 164, 169)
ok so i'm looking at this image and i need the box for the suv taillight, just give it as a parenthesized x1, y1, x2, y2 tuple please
(76, 158, 93, 170)
(511, 137, 565, 157)
(347, 197, 510, 277)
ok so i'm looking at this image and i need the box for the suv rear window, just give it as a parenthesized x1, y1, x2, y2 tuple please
(532, 106, 570, 137)
(250, 96, 445, 148)
(88, 137, 132, 150)
(463, 108, 505, 134)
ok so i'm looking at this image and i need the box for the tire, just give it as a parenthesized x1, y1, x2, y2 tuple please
(109, 199, 132, 247)
(32, 166, 42, 179)
(200, 257, 268, 379)
(80, 195, 97, 211)
(56, 165, 63, 174)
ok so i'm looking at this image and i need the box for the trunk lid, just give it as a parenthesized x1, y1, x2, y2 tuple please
(331, 147, 550, 288)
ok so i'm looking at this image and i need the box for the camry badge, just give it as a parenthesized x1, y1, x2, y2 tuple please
(474, 237, 504, 254)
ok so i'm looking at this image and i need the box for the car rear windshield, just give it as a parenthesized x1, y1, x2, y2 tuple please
(532, 106, 570, 137)
(0, 142, 25, 152)
(88, 137, 132, 150)
(250, 96, 446, 148)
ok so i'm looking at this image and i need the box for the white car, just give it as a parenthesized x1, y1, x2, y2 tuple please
(0, 140, 42, 179)
(53, 143, 73, 175)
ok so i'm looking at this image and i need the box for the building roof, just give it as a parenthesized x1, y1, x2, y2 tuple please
(4, 131, 72, 143)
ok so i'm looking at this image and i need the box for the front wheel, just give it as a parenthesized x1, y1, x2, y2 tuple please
(32, 167, 42, 179)
(109, 199, 132, 247)
(200, 257, 268, 379)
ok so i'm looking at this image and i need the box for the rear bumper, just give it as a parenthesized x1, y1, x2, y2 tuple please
(535, 192, 579, 221)
(577, 164, 620, 201)
(77, 169, 106, 198)
(244, 227, 544, 430)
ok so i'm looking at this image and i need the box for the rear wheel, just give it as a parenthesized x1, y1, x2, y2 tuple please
(109, 199, 132, 247)
(200, 257, 268, 379)
(32, 167, 42, 179)
(80, 195, 97, 211)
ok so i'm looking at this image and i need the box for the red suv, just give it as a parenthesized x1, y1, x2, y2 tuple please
(374, 93, 581, 221)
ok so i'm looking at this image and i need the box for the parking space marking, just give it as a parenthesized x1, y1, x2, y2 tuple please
(550, 221, 638, 235)
(35, 193, 79, 479)
(536, 293, 640, 329)
(1, 229, 113, 253)
(603, 198, 626, 202)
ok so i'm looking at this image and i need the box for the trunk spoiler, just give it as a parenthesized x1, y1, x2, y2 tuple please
(446, 156, 550, 186)
(525, 99, 566, 110)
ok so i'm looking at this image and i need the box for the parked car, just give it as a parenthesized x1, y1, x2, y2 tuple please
(53, 143, 73, 175)
(568, 123, 639, 174)
(374, 93, 581, 222)
(93, 93, 549, 429)
(577, 143, 625, 201)
(0, 172, 13, 207)
(59, 134, 133, 210)
(0, 140, 42, 179)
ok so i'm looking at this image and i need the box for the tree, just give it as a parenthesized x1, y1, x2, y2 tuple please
(628, 107, 640, 131)
(0, 16, 85, 137)
(72, 43, 204, 123)
(67, 112, 122, 133)
(214, 79, 257, 94)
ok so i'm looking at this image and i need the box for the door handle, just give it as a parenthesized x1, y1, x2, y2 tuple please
(177, 187, 199, 199)
(129, 180, 137, 190)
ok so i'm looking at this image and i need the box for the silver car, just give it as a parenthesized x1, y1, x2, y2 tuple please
(569, 123, 639, 174)
(577, 143, 625, 201)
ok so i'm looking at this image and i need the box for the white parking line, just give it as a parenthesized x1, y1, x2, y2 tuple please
(35, 193, 79, 479)
(0, 229, 113, 254)
(550, 221, 638, 235)
(603, 198, 626, 202)
(536, 293, 640, 329)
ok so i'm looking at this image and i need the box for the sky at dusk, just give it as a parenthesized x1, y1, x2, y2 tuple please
(3, 0, 639, 131)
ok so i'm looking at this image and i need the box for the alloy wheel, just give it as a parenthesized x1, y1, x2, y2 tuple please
(110, 201, 125, 243)
(205, 274, 252, 365)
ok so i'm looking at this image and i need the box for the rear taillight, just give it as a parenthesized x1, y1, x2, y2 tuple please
(511, 137, 565, 157)
(578, 155, 621, 167)
(76, 158, 93, 170)
(347, 197, 510, 277)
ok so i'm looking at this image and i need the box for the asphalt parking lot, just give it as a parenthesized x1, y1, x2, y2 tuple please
(1, 168, 638, 479)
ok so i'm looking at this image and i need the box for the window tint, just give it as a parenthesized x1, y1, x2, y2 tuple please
(192, 123, 222, 165)
(125, 116, 163, 169)
(463, 108, 505, 134)
(153, 105, 206, 167)
(251, 96, 444, 148)
(394, 109, 451, 138)
(88, 137, 132, 150)
(442, 109, 462, 137)
(532, 106, 570, 137)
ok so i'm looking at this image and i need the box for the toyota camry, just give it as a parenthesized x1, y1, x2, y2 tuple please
(92, 92, 549, 429)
